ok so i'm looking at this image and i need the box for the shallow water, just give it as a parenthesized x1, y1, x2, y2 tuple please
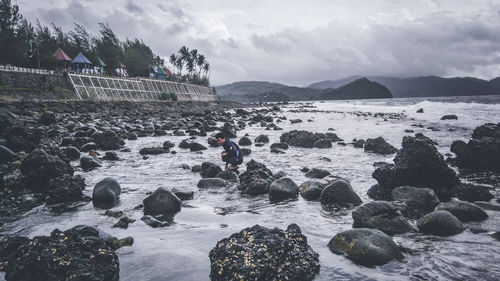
(1, 95, 500, 280)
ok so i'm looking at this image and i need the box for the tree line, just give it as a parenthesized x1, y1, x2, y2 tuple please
(0, 0, 211, 86)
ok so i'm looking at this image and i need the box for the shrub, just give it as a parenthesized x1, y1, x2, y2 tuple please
(159, 91, 171, 100)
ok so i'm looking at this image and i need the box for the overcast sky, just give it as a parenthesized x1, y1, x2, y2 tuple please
(16, 0, 500, 86)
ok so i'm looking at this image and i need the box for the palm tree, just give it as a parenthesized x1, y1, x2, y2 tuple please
(196, 54, 205, 76)
(203, 62, 210, 82)
(186, 56, 195, 77)
(169, 53, 177, 74)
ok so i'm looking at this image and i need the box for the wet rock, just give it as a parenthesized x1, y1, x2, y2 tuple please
(207, 137, 220, 147)
(435, 201, 488, 222)
(353, 139, 366, 148)
(190, 142, 207, 151)
(417, 210, 465, 236)
(280, 130, 322, 148)
(46, 175, 88, 204)
(112, 216, 136, 229)
(270, 148, 285, 154)
(0, 145, 16, 163)
(163, 140, 175, 148)
(209, 224, 319, 281)
(255, 134, 270, 143)
(171, 188, 194, 200)
(143, 187, 181, 216)
(313, 138, 332, 148)
(80, 142, 97, 152)
(299, 181, 325, 201)
(178, 139, 191, 149)
(416, 108, 424, 113)
(200, 162, 223, 178)
(238, 160, 275, 195)
(372, 136, 459, 201)
(270, 142, 289, 150)
(92, 178, 121, 207)
(104, 210, 123, 218)
(139, 147, 169, 155)
(352, 201, 414, 235)
(21, 148, 74, 191)
(221, 123, 237, 138)
(491, 231, 500, 242)
(238, 136, 252, 146)
(269, 177, 299, 201)
(62, 146, 80, 160)
(455, 183, 494, 202)
(38, 112, 56, 125)
(191, 165, 202, 172)
(127, 132, 138, 140)
(103, 151, 119, 160)
(305, 168, 331, 179)
(415, 133, 438, 146)
(367, 184, 393, 201)
(391, 186, 440, 219)
(93, 130, 122, 150)
(215, 170, 240, 183)
(197, 178, 228, 188)
(241, 148, 252, 156)
(320, 179, 362, 208)
(441, 114, 458, 120)
(0, 225, 120, 281)
(141, 215, 170, 228)
(80, 155, 102, 171)
(4, 125, 42, 152)
(364, 137, 398, 155)
(328, 228, 403, 266)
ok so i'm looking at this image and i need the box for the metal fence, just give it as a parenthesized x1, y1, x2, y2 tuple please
(0, 64, 55, 74)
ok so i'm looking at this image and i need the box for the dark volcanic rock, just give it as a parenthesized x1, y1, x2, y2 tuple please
(364, 137, 398, 155)
(441, 114, 458, 120)
(190, 142, 207, 151)
(143, 187, 181, 217)
(103, 151, 119, 160)
(221, 123, 237, 138)
(80, 142, 97, 152)
(270, 142, 289, 150)
(328, 228, 403, 266)
(62, 146, 80, 160)
(241, 148, 252, 156)
(197, 178, 228, 188)
(367, 184, 393, 201)
(200, 162, 223, 178)
(305, 168, 331, 179)
(313, 138, 332, 148)
(209, 224, 319, 281)
(299, 181, 325, 201)
(417, 210, 465, 236)
(255, 134, 270, 143)
(94, 130, 122, 150)
(320, 179, 362, 208)
(21, 148, 74, 191)
(280, 130, 323, 148)
(92, 178, 121, 207)
(372, 136, 459, 201)
(139, 147, 169, 155)
(391, 186, 440, 219)
(5, 125, 42, 152)
(38, 112, 56, 125)
(0, 145, 16, 163)
(435, 201, 488, 222)
(352, 201, 413, 235)
(456, 183, 494, 202)
(163, 140, 175, 148)
(207, 137, 220, 147)
(353, 139, 366, 148)
(127, 132, 137, 140)
(238, 160, 275, 195)
(238, 136, 252, 146)
(0, 225, 120, 281)
(171, 188, 194, 200)
(80, 155, 102, 171)
(269, 177, 299, 201)
(46, 175, 88, 204)
(215, 170, 240, 183)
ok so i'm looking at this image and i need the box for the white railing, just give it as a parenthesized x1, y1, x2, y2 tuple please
(0, 64, 56, 74)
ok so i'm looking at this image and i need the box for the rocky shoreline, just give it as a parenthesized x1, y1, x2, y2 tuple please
(0, 99, 499, 280)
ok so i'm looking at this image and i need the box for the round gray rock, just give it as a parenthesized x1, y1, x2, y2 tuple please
(435, 201, 488, 222)
(92, 177, 121, 206)
(352, 201, 414, 235)
(143, 187, 181, 216)
(320, 179, 362, 208)
(197, 178, 228, 188)
(417, 210, 465, 236)
(299, 181, 325, 201)
(269, 177, 299, 201)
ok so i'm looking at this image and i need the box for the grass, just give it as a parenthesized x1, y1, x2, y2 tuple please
(0, 85, 41, 92)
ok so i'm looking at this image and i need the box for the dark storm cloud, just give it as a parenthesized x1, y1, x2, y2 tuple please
(125, 2, 144, 15)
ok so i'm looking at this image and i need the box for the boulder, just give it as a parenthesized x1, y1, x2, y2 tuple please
(391, 186, 440, 219)
(441, 114, 458, 120)
(328, 228, 403, 266)
(367, 184, 393, 201)
(238, 160, 275, 195)
(0, 226, 120, 281)
(5, 125, 42, 152)
(221, 123, 237, 138)
(178, 139, 191, 149)
(209, 224, 319, 281)
(280, 130, 323, 148)
(80, 156, 102, 171)
(269, 177, 299, 201)
(270, 142, 289, 150)
(353, 139, 366, 148)
(241, 148, 252, 156)
(127, 132, 138, 140)
(139, 147, 169, 155)
(80, 142, 97, 152)
(352, 201, 414, 235)
(171, 188, 194, 200)
(416, 108, 424, 113)
(416, 210, 465, 236)
(143, 187, 181, 217)
(255, 134, 270, 143)
(299, 181, 325, 201)
(92, 178, 121, 207)
(313, 139, 332, 148)
(191, 165, 202, 172)
(62, 146, 80, 160)
(103, 151, 119, 161)
(415, 133, 438, 146)
(46, 175, 88, 204)
(38, 112, 56, 125)
(320, 179, 362, 208)
(455, 183, 494, 202)
(200, 162, 222, 178)
(0, 145, 16, 163)
(21, 149, 74, 191)
(197, 178, 228, 188)
(189, 142, 207, 152)
(163, 140, 175, 148)
(372, 136, 459, 201)
(93, 130, 122, 150)
(435, 201, 488, 222)
(207, 137, 220, 147)
(364, 137, 398, 155)
(141, 215, 170, 228)
(215, 170, 240, 183)
(305, 168, 330, 179)
(112, 216, 135, 229)
(238, 137, 252, 146)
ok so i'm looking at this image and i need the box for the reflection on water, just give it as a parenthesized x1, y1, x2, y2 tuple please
(1, 96, 500, 280)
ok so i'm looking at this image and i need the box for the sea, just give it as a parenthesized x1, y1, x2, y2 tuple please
(1, 95, 500, 281)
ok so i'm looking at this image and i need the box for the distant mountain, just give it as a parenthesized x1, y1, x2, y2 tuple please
(309, 76, 500, 98)
(216, 78, 392, 102)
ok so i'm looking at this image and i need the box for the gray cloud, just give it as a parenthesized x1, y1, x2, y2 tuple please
(125, 2, 144, 15)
